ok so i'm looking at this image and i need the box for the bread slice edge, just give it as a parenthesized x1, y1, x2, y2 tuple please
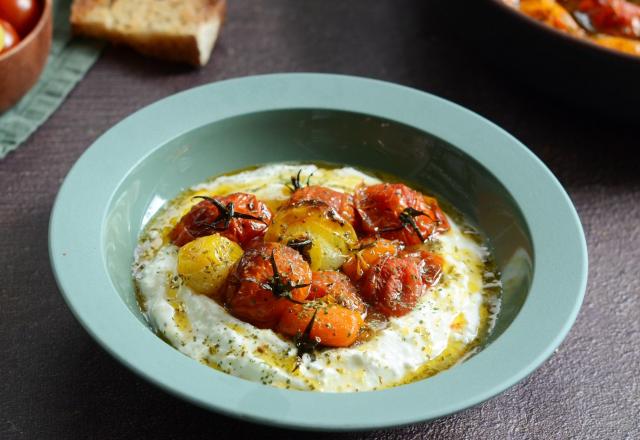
(71, 0, 226, 66)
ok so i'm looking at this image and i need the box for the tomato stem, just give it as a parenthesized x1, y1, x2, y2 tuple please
(286, 169, 314, 192)
(192, 195, 266, 231)
(380, 207, 428, 242)
(293, 307, 320, 369)
(286, 237, 313, 262)
(265, 251, 310, 303)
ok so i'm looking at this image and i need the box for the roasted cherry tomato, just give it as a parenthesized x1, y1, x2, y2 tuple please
(177, 234, 243, 299)
(288, 185, 356, 225)
(573, 0, 640, 38)
(398, 248, 444, 287)
(0, 0, 41, 37)
(170, 193, 272, 248)
(225, 242, 311, 329)
(355, 183, 449, 245)
(308, 270, 366, 316)
(265, 200, 358, 271)
(243, 235, 266, 250)
(278, 303, 363, 347)
(0, 18, 19, 54)
(359, 256, 426, 317)
(342, 237, 400, 282)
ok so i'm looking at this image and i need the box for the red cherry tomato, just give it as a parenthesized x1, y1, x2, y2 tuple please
(359, 256, 426, 317)
(170, 193, 272, 248)
(341, 237, 400, 282)
(355, 183, 449, 245)
(0, 0, 41, 37)
(308, 270, 366, 316)
(288, 185, 356, 226)
(575, 0, 640, 38)
(0, 18, 19, 54)
(398, 248, 444, 287)
(225, 242, 311, 329)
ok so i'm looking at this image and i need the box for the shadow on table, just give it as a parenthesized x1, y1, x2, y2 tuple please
(99, 45, 197, 76)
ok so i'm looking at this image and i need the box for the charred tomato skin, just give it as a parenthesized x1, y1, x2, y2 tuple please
(355, 183, 449, 245)
(170, 192, 272, 247)
(225, 242, 311, 329)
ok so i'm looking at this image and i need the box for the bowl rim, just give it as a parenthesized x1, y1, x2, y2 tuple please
(486, 0, 640, 64)
(49, 73, 588, 431)
(0, 0, 52, 61)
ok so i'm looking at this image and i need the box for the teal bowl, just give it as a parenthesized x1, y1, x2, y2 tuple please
(49, 74, 587, 431)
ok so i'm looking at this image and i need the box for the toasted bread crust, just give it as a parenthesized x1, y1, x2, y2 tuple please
(71, 0, 226, 66)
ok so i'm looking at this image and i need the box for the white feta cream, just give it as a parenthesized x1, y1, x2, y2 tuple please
(133, 164, 500, 392)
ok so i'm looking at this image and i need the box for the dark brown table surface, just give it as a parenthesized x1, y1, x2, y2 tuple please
(1, 1, 639, 438)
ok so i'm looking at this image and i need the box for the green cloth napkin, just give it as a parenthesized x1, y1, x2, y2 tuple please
(0, 0, 103, 159)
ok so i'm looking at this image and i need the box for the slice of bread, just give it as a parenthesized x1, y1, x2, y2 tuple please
(71, 0, 226, 66)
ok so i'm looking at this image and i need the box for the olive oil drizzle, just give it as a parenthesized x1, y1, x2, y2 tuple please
(133, 163, 503, 391)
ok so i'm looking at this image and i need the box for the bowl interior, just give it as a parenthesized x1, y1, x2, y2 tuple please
(104, 109, 533, 352)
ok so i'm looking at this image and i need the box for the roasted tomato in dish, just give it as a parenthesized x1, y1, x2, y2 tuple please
(170, 192, 272, 247)
(308, 270, 367, 316)
(288, 185, 356, 226)
(355, 183, 449, 246)
(225, 242, 311, 329)
(399, 249, 444, 287)
(308, 270, 346, 300)
(278, 303, 364, 348)
(0, 0, 41, 37)
(265, 200, 358, 271)
(342, 237, 401, 282)
(177, 234, 244, 299)
(0, 18, 19, 54)
(567, 0, 640, 39)
(359, 256, 428, 317)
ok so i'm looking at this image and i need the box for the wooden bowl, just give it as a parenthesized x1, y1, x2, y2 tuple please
(0, 0, 52, 112)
